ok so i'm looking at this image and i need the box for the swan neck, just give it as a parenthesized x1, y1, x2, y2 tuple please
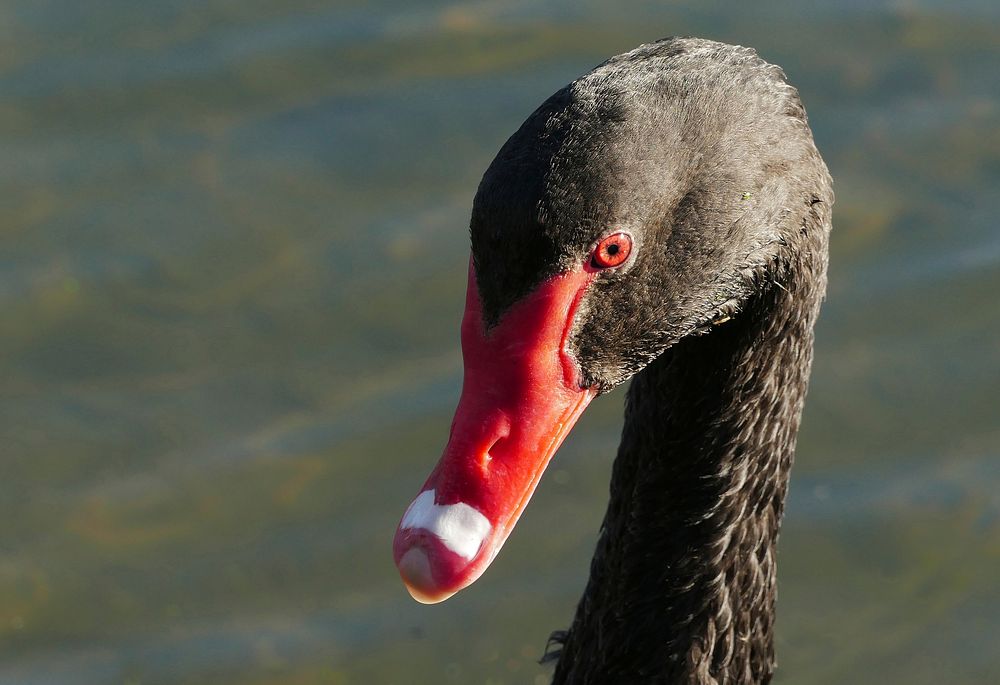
(552, 255, 826, 684)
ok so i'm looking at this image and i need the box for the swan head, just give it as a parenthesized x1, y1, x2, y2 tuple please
(393, 38, 831, 603)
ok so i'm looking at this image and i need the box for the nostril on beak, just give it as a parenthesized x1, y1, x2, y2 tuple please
(481, 431, 509, 471)
(476, 413, 512, 472)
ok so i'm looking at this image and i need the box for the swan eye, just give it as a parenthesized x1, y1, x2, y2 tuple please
(591, 232, 633, 269)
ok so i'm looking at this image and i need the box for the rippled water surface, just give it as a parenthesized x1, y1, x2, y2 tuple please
(2, 1, 999, 683)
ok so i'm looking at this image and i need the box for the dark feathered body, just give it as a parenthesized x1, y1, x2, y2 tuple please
(467, 37, 832, 684)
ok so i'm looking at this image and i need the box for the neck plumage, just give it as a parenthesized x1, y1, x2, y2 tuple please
(550, 251, 827, 685)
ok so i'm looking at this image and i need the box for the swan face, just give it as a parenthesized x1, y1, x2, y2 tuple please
(394, 39, 829, 603)
(471, 42, 824, 391)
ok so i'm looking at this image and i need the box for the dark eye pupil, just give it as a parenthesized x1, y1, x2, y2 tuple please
(606, 244, 619, 255)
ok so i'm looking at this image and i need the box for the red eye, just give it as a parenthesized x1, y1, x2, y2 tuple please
(591, 232, 633, 269)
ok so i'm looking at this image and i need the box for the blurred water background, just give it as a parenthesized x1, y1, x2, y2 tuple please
(2, 1, 999, 683)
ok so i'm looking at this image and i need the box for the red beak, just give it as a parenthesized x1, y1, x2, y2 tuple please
(393, 260, 597, 603)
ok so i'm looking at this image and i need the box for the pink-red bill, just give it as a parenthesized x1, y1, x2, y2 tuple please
(392, 260, 598, 603)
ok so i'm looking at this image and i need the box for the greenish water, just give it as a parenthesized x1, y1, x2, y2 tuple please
(2, 1, 999, 683)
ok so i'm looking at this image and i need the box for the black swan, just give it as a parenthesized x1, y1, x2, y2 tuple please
(393, 37, 832, 684)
